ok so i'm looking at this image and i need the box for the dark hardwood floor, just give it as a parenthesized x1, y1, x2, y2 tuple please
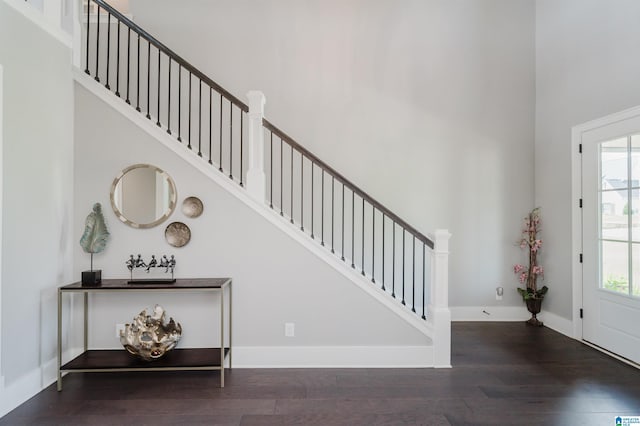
(1, 322, 639, 425)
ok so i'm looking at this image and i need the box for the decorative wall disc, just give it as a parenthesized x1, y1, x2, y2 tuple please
(165, 222, 191, 247)
(182, 196, 204, 218)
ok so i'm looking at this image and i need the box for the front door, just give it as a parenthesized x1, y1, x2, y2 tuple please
(582, 114, 640, 365)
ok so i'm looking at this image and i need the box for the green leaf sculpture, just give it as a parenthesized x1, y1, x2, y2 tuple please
(80, 203, 110, 270)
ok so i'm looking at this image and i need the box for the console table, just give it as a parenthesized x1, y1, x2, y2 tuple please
(57, 278, 232, 391)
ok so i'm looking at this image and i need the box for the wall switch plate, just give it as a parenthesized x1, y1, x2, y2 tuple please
(116, 323, 126, 338)
(496, 286, 503, 301)
(284, 322, 295, 337)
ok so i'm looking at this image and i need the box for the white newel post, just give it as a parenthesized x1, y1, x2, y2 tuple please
(245, 91, 267, 203)
(429, 229, 451, 368)
(72, 0, 82, 68)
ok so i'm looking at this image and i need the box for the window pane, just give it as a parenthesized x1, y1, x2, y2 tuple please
(601, 137, 628, 190)
(633, 193, 640, 243)
(601, 189, 628, 240)
(631, 136, 640, 242)
(631, 135, 640, 187)
(601, 240, 629, 294)
(633, 243, 640, 297)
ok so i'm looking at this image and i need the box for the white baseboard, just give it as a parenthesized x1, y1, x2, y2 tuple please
(451, 306, 574, 338)
(451, 306, 530, 321)
(537, 311, 573, 337)
(0, 365, 42, 418)
(232, 345, 434, 368)
(0, 348, 80, 418)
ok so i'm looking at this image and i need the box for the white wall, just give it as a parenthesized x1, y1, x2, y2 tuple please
(74, 83, 428, 354)
(0, 0, 74, 390)
(128, 0, 536, 309)
(535, 0, 640, 320)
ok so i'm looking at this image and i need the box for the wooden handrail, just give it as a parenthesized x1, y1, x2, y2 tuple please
(92, 0, 248, 112)
(263, 119, 434, 249)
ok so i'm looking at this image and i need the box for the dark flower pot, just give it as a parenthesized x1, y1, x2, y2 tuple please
(525, 298, 543, 327)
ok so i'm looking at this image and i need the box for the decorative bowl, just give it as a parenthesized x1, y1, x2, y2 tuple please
(120, 305, 182, 361)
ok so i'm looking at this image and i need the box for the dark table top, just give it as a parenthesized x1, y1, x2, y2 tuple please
(60, 278, 231, 291)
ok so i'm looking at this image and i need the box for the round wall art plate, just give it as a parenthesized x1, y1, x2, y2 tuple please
(165, 222, 191, 247)
(182, 196, 204, 218)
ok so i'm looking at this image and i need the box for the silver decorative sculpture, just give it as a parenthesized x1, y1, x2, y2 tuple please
(126, 254, 176, 283)
(79, 203, 110, 285)
(120, 305, 182, 361)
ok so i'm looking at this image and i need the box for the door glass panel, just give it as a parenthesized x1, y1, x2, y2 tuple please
(630, 135, 640, 184)
(631, 136, 640, 242)
(601, 189, 628, 241)
(599, 136, 637, 297)
(601, 137, 628, 190)
(633, 192, 640, 243)
(634, 243, 640, 297)
(602, 241, 629, 294)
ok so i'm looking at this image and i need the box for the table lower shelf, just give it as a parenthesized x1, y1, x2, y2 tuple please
(61, 348, 230, 372)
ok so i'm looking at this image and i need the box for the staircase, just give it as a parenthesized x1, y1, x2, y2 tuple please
(44, 0, 452, 366)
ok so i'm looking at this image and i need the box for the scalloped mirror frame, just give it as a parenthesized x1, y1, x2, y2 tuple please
(110, 164, 177, 229)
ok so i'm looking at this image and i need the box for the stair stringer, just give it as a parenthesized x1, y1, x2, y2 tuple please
(73, 67, 434, 340)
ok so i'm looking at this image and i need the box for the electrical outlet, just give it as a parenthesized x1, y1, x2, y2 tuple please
(284, 322, 295, 337)
(116, 323, 126, 338)
(496, 286, 504, 301)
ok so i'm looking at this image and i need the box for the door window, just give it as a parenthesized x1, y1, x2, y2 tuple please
(599, 136, 640, 297)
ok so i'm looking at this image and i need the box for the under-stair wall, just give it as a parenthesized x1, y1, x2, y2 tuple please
(73, 81, 433, 366)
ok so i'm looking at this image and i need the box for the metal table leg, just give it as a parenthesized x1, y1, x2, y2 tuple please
(220, 288, 225, 387)
(57, 289, 62, 391)
(229, 281, 232, 369)
(83, 292, 88, 352)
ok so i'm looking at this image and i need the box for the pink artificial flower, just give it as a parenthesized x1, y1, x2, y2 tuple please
(514, 264, 525, 273)
(519, 272, 527, 283)
(531, 239, 542, 252)
(532, 265, 544, 275)
(520, 240, 528, 249)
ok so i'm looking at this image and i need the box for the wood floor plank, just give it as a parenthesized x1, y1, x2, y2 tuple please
(1, 322, 639, 425)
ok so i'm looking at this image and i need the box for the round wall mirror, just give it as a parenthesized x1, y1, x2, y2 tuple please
(110, 164, 177, 229)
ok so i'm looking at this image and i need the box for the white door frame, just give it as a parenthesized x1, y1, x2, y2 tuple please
(572, 104, 640, 341)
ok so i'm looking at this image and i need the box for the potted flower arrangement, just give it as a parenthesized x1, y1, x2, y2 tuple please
(513, 207, 548, 326)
